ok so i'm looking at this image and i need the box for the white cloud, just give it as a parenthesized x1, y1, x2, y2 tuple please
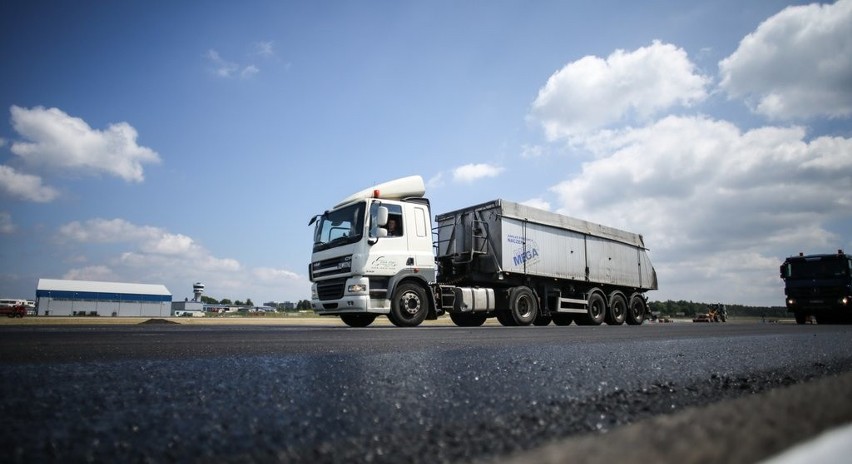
(58, 218, 309, 302)
(0, 212, 15, 234)
(63, 265, 115, 282)
(520, 198, 551, 211)
(452, 163, 504, 183)
(529, 41, 710, 140)
(254, 41, 275, 57)
(206, 49, 260, 79)
(59, 218, 161, 244)
(719, 0, 852, 120)
(9, 106, 160, 182)
(253, 267, 301, 282)
(520, 144, 546, 159)
(206, 49, 239, 77)
(241, 65, 259, 79)
(0, 165, 59, 202)
(548, 115, 852, 305)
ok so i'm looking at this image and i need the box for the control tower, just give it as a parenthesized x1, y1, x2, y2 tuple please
(192, 282, 205, 302)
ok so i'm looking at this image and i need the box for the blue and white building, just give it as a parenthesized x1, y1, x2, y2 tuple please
(36, 279, 172, 317)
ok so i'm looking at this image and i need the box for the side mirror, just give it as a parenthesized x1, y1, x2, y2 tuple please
(376, 206, 389, 227)
(368, 228, 387, 246)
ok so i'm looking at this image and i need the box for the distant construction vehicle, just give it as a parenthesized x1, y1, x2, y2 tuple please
(693, 303, 727, 323)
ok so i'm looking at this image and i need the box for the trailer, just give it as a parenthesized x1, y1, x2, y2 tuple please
(309, 176, 657, 327)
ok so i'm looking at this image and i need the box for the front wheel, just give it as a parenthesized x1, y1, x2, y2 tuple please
(340, 314, 377, 327)
(450, 312, 487, 327)
(388, 282, 428, 327)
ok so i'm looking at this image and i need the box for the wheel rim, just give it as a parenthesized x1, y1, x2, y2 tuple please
(400, 292, 421, 318)
(591, 299, 603, 320)
(613, 300, 624, 320)
(517, 295, 533, 318)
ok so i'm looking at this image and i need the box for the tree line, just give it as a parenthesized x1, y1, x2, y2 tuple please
(199, 296, 312, 311)
(649, 300, 788, 318)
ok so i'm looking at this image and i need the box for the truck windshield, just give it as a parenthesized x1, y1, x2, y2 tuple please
(787, 257, 849, 279)
(313, 202, 365, 252)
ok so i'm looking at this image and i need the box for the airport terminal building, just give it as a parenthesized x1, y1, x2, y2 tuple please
(36, 279, 172, 317)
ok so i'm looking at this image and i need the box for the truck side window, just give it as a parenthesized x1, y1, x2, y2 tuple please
(370, 203, 404, 237)
(387, 215, 403, 236)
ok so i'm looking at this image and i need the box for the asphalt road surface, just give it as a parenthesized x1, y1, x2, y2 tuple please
(2, 321, 852, 463)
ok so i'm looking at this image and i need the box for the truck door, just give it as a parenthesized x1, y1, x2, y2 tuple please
(407, 205, 434, 270)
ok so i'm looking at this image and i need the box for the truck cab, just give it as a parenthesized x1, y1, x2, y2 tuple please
(781, 250, 852, 324)
(309, 176, 438, 327)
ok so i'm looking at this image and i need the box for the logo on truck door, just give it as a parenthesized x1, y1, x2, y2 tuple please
(367, 256, 398, 273)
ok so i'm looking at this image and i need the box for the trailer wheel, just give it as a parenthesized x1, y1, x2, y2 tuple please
(552, 314, 573, 326)
(508, 287, 538, 326)
(388, 282, 428, 327)
(577, 293, 605, 325)
(450, 312, 487, 327)
(606, 293, 627, 325)
(626, 293, 646, 325)
(340, 314, 377, 327)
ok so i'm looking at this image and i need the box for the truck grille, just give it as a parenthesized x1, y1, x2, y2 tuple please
(316, 279, 346, 301)
(311, 255, 352, 280)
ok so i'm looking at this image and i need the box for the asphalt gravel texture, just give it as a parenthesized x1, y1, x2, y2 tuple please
(2, 322, 852, 463)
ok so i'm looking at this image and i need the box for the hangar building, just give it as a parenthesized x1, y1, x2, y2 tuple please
(36, 279, 172, 317)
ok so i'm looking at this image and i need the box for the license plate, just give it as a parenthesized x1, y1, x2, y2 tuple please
(810, 299, 823, 304)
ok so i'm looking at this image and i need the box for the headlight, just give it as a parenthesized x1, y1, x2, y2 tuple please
(787, 298, 796, 306)
(311, 286, 318, 300)
(842, 297, 849, 305)
(348, 284, 367, 293)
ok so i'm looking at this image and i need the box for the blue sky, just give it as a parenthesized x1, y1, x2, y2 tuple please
(1, 0, 850, 306)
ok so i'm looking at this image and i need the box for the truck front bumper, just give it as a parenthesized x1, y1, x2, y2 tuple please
(311, 278, 390, 315)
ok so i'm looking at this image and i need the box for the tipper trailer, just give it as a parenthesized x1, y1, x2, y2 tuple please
(309, 176, 657, 327)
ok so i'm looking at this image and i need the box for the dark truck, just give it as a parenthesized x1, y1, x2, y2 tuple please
(780, 250, 852, 324)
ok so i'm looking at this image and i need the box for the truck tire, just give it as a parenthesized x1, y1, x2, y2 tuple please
(496, 311, 516, 326)
(577, 293, 605, 326)
(793, 312, 808, 324)
(626, 293, 646, 325)
(606, 293, 627, 325)
(552, 314, 573, 326)
(508, 287, 538, 326)
(450, 312, 487, 327)
(340, 314, 377, 327)
(388, 282, 428, 327)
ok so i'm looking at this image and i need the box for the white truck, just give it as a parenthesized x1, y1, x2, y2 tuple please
(309, 176, 657, 327)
